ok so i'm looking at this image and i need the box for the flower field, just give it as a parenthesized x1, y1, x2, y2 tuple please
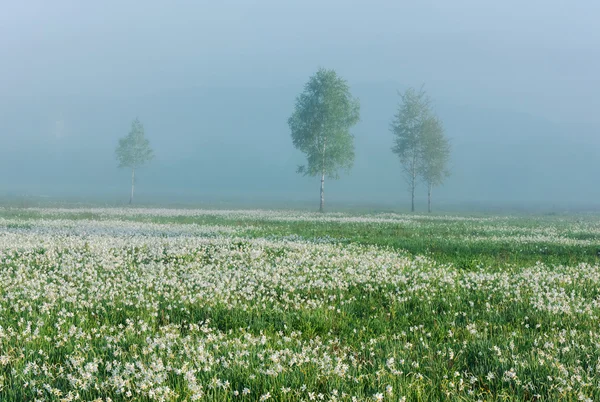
(1, 209, 600, 401)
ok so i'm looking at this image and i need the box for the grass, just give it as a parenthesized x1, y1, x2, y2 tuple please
(0, 208, 599, 401)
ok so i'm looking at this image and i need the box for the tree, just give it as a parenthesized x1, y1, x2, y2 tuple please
(288, 68, 360, 212)
(115, 118, 154, 205)
(419, 115, 450, 213)
(391, 87, 431, 212)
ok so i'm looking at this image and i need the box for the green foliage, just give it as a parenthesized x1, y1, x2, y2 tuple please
(1, 209, 600, 401)
(115, 118, 154, 169)
(391, 87, 451, 211)
(420, 115, 451, 187)
(288, 68, 360, 179)
(390, 87, 431, 183)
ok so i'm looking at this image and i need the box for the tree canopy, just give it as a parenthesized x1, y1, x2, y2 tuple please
(391, 87, 450, 212)
(115, 118, 154, 170)
(288, 68, 360, 211)
(420, 115, 450, 188)
(288, 68, 360, 179)
(391, 87, 431, 211)
(115, 118, 154, 204)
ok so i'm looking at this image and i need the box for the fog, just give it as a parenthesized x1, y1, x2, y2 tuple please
(1, 1, 599, 211)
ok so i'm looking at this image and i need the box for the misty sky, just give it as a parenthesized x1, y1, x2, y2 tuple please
(1, 1, 599, 209)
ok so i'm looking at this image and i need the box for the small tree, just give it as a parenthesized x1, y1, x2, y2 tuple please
(288, 68, 360, 212)
(115, 118, 154, 204)
(391, 87, 431, 212)
(419, 115, 450, 213)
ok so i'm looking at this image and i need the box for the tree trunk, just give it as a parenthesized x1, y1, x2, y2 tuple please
(411, 183, 415, 212)
(428, 183, 432, 213)
(319, 173, 325, 213)
(410, 156, 416, 212)
(320, 137, 327, 213)
(129, 168, 135, 205)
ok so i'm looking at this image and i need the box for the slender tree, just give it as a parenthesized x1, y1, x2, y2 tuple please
(419, 115, 451, 213)
(115, 118, 154, 205)
(391, 87, 431, 212)
(288, 68, 360, 212)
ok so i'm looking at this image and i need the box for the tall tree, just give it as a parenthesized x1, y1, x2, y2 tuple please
(419, 115, 451, 213)
(391, 87, 431, 212)
(288, 68, 360, 212)
(115, 118, 154, 205)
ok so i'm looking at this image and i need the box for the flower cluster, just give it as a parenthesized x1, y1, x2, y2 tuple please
(0, 209, 599, 401)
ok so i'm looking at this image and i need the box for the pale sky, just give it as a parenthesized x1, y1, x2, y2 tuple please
(1, 1, 599, 208)
(2, 1, 598, 124)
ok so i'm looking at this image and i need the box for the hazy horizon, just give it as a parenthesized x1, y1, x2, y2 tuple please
(1, 1, 599, 211)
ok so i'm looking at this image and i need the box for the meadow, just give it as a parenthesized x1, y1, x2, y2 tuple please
(0, 208, 600, 401)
